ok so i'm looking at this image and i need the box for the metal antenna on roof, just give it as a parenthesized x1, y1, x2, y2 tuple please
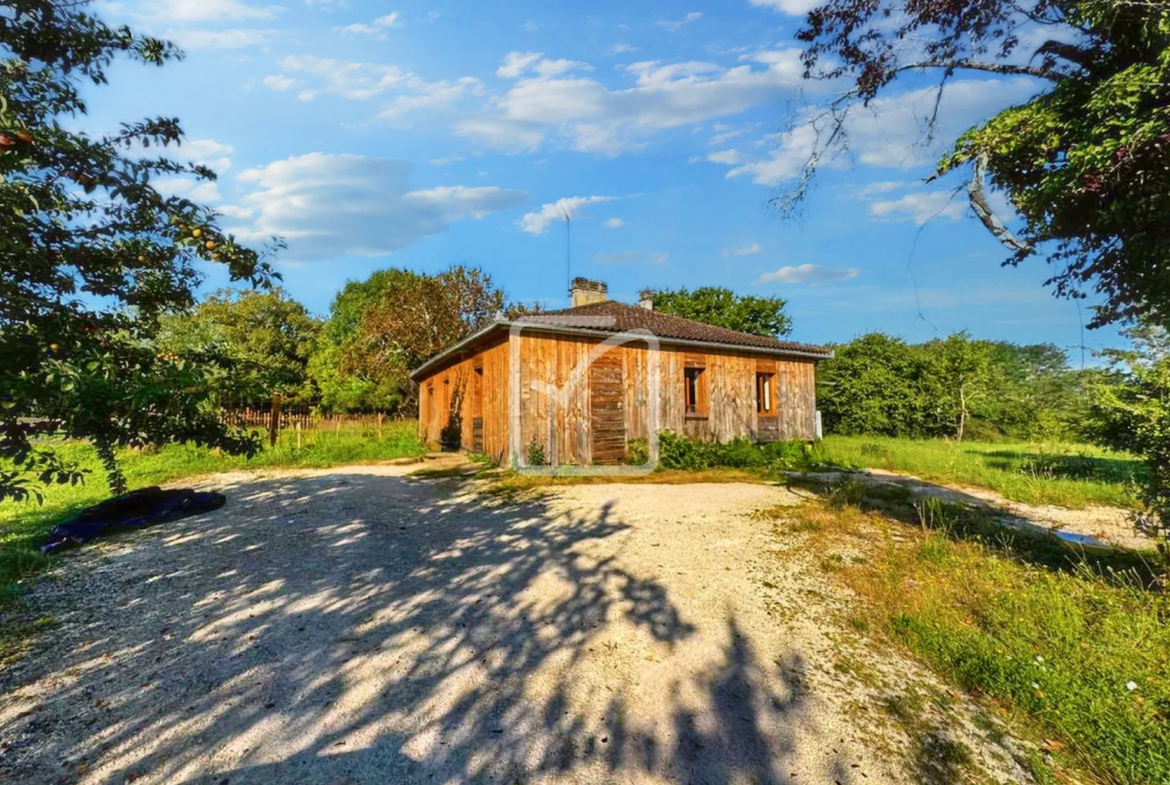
(560, 204, 571, 294)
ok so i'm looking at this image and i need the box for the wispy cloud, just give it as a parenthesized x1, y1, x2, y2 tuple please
(229, 153, 528, 260)
(603, 218, 625, 228)
(755, 264, 860, 285)
(868, 190, 967, 225)
(657, 12, 702, 32)
(723, 242, 762, 257)
(336, 13, 401, 39)
(519, 195, 618, 234)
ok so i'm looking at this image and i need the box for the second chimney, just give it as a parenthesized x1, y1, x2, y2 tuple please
(638, 289, 654, 310)
(570, 277, 608, 308)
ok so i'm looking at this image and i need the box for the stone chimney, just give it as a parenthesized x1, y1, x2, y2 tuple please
(570, 277, 608, 308)
(638, 289, 654, 310)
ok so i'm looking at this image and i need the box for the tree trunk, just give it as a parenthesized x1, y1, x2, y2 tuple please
(92, 433, 128, 497)
(957, 384, 967, 443)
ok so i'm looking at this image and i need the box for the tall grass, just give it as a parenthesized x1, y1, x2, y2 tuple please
(0, 420, 425, 598)
(785, 497, 1170, 784)
(820, 435, 1140, 509)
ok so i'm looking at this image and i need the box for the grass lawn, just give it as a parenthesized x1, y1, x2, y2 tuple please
(771, 489, 1169, 785)
(818, 435, 1141, 509)
(0, 421, 425, 602)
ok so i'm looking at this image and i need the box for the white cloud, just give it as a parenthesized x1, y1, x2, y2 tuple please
(657, 12, 702, 32)
(603, 217, 625, 228)
(708, 149, 747, 165)
(496, 52, 591, 80)
(264, 56, 481, 121)
(271, 55, 411, 100)
(336, 12, 401, 39)
(154, 176, 223, 204)
(178, 138, 235, 172)
(373, 77, 484, 123)
(748, 0, 821, 15)
(720, 77, 1042, 185)
(520, 195, 617, 234)
(594, 250, 668, 265)
(855, 180, 911, 198)
(263, 74, 302, 92)
(459, 48, 806, 155)
(429, 154, 466, 166)
(228, 153, 528, 260)
(406, 185, 531, 219)
(143, 0, 281, 22)
(608, 43, 637, 55)
(869, 190, 967, 225)
(755, 264, 860, 285)
(162, 28, 277, 49)
(723, 242, 762, 257)
(498, 51, 544, 79)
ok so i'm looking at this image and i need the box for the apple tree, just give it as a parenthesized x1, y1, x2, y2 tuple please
(0, 1, 278, 500)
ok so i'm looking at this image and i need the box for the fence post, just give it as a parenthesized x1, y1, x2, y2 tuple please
(295, 421, 302, 450)
(377, 412, 384, 441)
(269, 392, 282, 448)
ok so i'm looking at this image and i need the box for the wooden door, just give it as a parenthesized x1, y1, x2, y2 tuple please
(590, 353, 626, 464)
(471, 365, 484, 453)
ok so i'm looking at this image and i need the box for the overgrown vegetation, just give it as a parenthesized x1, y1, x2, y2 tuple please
(0, 1, 279, 503)
(819, 333, 1090, 442)
(775, 486, 1170, 784)
(0, 421, 424, 599)
(819, 435, 1139, 509)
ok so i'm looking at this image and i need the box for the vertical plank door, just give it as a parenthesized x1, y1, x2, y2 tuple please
(590, 353, 626, 465)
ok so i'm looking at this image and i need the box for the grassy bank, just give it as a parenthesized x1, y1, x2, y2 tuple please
(0, 421, 425, 599)
(779, 490, 1169, 784)
(819, 435, 1140, 509)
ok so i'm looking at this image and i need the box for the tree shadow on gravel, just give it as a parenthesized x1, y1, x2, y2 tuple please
(0, 469, 838, 784)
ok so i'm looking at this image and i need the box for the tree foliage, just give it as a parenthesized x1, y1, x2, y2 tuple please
(1090, 327, 1170, 578)
(157, 288, 321, 405)
(0, 1, 276, 500)
(652, 287, 791, 338)
(314, 266, 505, 414)
(794, 0, 1170, 328)
(820, 332, 1085, 441)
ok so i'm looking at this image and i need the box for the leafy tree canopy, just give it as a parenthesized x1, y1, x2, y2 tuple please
(793, 0, 1170, 329)
(820, 332, 1084, 441)
(157, 288, 321, 404)
(652, 287, 792, 338)
(313, 266, 506, 414)
(0, 1, 277, 500)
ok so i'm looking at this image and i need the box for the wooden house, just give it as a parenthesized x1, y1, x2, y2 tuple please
(410, 278, 832, 465)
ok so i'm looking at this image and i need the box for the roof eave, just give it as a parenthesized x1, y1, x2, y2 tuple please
(410, 320, 832, 382)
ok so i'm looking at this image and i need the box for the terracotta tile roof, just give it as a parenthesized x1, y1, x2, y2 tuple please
(518, 300, 831, 357)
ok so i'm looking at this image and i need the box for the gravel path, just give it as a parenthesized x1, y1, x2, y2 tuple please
(0, 464, 1033, 784)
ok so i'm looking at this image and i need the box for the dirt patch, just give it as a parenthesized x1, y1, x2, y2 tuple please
(797, 468, 1153, 552)
(0, 465, 1032, 784)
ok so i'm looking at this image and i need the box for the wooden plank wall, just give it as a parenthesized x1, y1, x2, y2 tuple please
(416, 334, 510, 462)
(513, 332, 819, 464)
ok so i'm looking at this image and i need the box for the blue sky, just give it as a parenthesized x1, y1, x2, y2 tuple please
(89, 0, 1123, 356)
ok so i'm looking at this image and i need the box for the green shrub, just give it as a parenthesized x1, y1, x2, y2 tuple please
(655, 432, 835, 472)
(526, 437, 547, 467)
(626, 438, 649, 465)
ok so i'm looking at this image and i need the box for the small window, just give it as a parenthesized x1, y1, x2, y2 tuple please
(756, 372, 774, 415)
(684, 366, 707, 417)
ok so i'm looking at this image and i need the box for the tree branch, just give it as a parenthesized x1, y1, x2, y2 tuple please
(967, 152, 1033, 255)
(894, 59, 1067, 81)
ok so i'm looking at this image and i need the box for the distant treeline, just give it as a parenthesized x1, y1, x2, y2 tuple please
(817, 333, 1091, 442)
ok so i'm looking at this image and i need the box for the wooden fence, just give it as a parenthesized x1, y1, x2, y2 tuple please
(219, 393, 399, 447)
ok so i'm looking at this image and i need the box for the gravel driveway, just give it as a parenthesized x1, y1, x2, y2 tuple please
(0, 464, 1032, 784)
